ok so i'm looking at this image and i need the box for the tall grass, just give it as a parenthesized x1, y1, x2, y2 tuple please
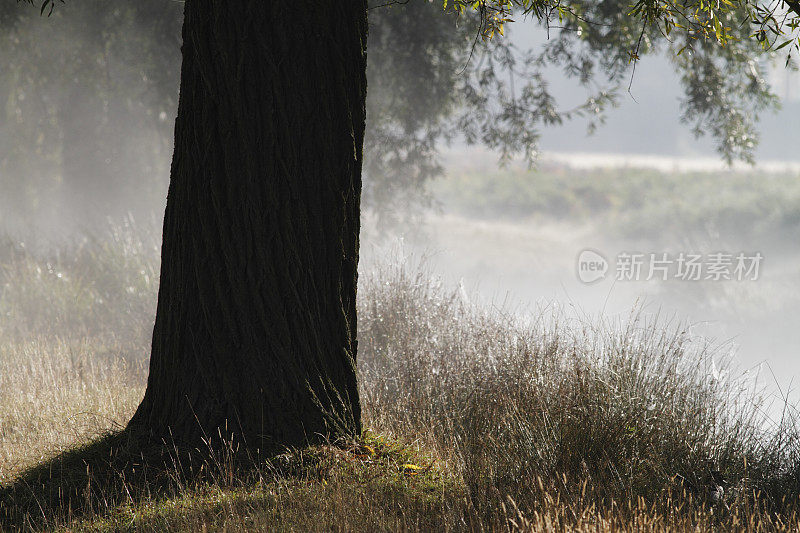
(359, 256, 800, 524)
(0, 219, 158, 352)
(0, 225, 799, 530)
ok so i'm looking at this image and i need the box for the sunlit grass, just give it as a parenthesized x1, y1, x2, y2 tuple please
(0, 225, 799, 530)
(0, 339, 143, 485)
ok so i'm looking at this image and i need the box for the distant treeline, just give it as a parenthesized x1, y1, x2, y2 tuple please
(433, 165, 800, 243)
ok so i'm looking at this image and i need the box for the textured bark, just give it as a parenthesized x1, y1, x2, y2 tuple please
(128, 0, 367, 450)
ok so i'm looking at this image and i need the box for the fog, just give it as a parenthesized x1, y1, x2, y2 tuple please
(390, 149, 800, 418)
(1, 4, 799, 420)
(365, 23, 800, 416)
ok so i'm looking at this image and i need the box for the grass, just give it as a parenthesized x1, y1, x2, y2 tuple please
(2, 429, 459, 532)
(0, 224, 799, 530)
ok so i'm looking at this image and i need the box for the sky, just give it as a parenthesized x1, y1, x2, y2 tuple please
(508, 21, 800, 162)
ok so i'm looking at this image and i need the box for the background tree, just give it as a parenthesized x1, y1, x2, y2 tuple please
(0, 2, 181, 232)
(366, 0, 787, 223)
(4, 0, 786, 236)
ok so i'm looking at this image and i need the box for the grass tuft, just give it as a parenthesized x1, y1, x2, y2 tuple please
(0, 225, 799, 530)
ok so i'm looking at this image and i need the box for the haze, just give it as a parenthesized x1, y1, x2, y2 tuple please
(2, 9, 798, 419)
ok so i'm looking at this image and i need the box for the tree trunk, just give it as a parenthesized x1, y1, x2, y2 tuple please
(128, 0, 367, 451)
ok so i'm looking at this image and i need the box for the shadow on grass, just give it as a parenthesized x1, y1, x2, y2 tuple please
(0, 429, 269, 530)
(0, 428, 457, 531)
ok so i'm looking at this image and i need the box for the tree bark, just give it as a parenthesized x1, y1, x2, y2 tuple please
(128, 0, 367, 451)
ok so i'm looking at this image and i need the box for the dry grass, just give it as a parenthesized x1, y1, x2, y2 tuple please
(0, 339, 143, 485)
(358, 255, 800, 528)
(0, 226, 799, 530)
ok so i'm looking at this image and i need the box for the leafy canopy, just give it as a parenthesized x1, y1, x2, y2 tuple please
(12, 0, 799, 226)
(440, 0, 798, 165)
(454, 0, 800, 54)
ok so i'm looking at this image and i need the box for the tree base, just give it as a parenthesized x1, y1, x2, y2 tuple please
(0, 425, 288, 529)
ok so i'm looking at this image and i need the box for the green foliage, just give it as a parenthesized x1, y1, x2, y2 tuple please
(1, 1, 181, 229)
(363, 1, 472, 224)
(447, 0, 790, 163)
(451, 0, 800, 53)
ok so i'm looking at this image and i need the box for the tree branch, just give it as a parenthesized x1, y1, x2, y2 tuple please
(786, 0, 800, 18)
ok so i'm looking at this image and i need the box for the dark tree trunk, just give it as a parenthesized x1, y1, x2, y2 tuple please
(128, 0, 367, 451)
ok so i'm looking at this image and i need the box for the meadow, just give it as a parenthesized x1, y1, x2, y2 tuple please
(1, 163, 800, 530)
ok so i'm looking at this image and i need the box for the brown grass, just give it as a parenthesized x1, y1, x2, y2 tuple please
(0, 227, 799, 530)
